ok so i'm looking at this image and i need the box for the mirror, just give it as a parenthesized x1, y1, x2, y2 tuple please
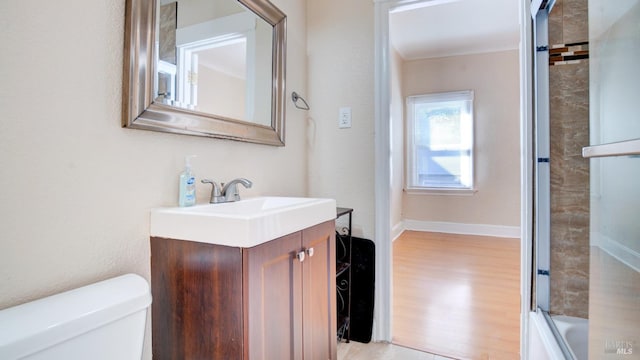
(123, 0, 286, 146)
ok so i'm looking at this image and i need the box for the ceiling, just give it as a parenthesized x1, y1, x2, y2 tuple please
(389, 0, 521, 60)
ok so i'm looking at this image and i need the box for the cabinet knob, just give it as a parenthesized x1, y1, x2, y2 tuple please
(296, 251, 306, 262)
(306, 247, 315, 257)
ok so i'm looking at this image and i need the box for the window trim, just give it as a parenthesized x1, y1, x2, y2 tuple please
(405, 90, 475, 193)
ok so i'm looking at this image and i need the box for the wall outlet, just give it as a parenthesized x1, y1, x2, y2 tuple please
(339, 107, 352, 128)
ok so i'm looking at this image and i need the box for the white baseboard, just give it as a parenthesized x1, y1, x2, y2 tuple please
(592, 231, 640, 273)
(391, 222, 404, 242)
(402, 219, 520, 238)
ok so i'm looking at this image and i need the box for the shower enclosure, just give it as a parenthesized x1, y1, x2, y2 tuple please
(533, 0, 640, 358)
(533, 0, 591, 358)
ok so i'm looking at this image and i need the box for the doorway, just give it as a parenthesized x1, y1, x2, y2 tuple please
(373, 0, 532, 356)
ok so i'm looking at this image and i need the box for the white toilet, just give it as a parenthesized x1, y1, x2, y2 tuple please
(0, 274, 151, 360)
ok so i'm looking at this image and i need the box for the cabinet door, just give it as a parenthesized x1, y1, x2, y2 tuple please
(302, 221, 337, 360)
(151, 237, 244, 360)
(244, 232, 303, 360)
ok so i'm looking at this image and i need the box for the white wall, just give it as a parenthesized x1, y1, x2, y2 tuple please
(402, 50, 521, 228)
(306, 0, 375, 238)
(0, 0, 308, 358)
(390, 47, 404, 235)
(197, 65, 246, 119)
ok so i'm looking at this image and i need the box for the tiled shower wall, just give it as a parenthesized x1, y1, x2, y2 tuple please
(548, 0, 590, 319)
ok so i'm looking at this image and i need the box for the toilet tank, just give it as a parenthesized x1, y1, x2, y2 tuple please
(0, 274, 151, 360)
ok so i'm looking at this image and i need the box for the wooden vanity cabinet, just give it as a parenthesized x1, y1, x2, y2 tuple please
(151, 220, 337, 360)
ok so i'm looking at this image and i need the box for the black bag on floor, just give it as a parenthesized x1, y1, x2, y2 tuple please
(348, 237, 375, 343)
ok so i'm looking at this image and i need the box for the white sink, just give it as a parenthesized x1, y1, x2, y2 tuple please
(150, 197, 337, 247)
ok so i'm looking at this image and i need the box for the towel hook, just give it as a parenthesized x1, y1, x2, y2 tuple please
(291, 91, 310, 110)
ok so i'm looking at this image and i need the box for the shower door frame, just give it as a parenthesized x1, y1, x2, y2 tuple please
(532, 1, 551, 313)
(531, 1, 580, 359)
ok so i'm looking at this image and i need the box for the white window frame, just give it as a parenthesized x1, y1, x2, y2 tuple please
(405, 90, 475, 195)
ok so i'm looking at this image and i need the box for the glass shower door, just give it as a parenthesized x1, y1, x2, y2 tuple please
(585, 0, 640, 357)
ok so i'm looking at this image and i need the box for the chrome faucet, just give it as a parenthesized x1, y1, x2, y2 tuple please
(221, 178, 253, 202)
(201, 178, 252, 204)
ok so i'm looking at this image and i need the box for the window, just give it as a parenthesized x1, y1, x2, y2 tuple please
(406, 90, 474, 191)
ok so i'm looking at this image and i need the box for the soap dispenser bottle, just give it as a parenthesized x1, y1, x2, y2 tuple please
(178, 155, 196, 207)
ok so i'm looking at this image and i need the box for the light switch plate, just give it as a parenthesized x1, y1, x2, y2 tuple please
(339, 107, 352, 128)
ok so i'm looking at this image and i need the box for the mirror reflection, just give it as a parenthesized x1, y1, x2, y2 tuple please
(156, 0, 273, 126)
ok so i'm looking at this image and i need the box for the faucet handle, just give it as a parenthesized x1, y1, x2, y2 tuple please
(201, 179, 224, 203)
